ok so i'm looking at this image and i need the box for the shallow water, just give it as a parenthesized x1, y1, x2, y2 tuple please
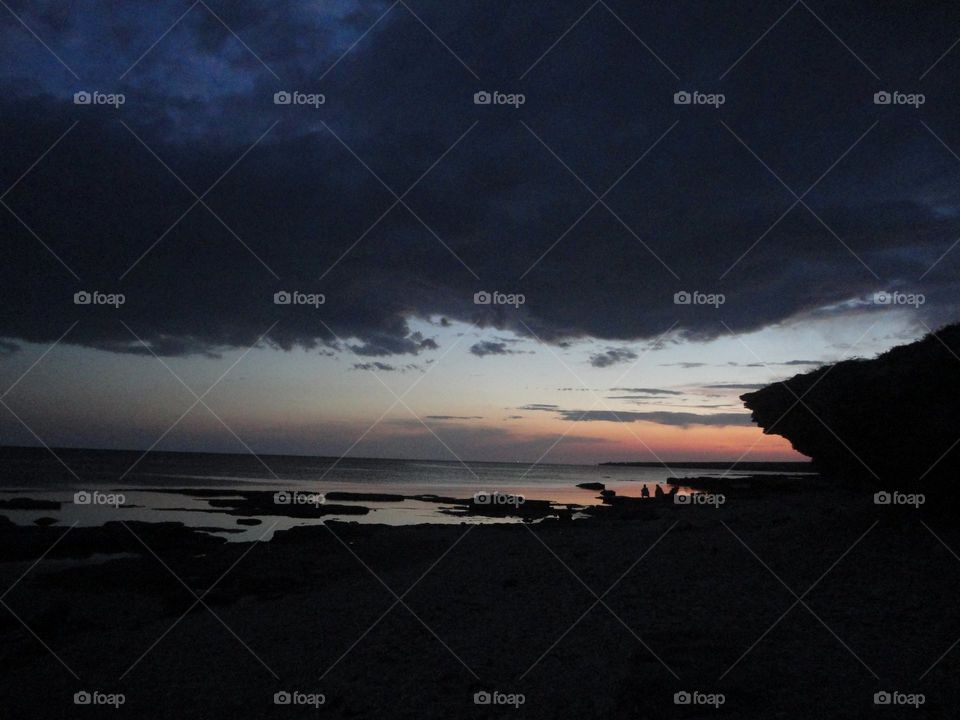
(0, 447, 811, 538)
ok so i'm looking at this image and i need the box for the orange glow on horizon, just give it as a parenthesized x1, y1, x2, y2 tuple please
(359, 412, 805, 463)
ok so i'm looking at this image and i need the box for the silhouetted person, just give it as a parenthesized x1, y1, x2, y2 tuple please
(641, 485, 650, 498)
(654, 484, 665, 499)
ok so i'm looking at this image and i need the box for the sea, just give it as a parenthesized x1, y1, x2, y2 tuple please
(0, 447, 812, 539)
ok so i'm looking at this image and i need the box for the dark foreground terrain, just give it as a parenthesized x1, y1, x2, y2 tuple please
(0, 476, 957, 719)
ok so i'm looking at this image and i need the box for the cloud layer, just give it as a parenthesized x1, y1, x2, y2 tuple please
(2, 0, 959, 359)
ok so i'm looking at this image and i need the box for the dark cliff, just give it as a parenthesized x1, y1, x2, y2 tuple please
(741, 323, 960, 496)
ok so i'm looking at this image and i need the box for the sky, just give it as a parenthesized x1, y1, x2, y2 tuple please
(1, 1, 958, 464)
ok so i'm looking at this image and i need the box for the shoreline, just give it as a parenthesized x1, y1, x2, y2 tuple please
(0, 475, 815, 538)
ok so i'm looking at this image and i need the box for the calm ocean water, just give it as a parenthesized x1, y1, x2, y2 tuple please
(0, 447, 808, 537)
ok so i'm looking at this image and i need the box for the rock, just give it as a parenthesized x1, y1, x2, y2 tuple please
(0, 520, 226, 562)
(0, 498, 61, 510)
(598, 489, 618, 506)
(576, 482, 605, 491)
(324, 491, 405, 502)
(742, 322, 960, 499)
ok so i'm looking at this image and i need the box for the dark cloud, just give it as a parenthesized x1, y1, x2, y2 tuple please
(349, 332, 437, 356)
(692, 360, 821, 368)
(352, 361, 421, 372)
(610, 387, 683, 395)
(556, 410, 753, 426)
(607, 395, 674, 400)
(702, 382, 767, 390)
(469, 341, 516, 357)
(590, 347, 638, 368)
(519, 401, 754, 426)
(2, 1, 960, 358)
(352, 361, 396, 371)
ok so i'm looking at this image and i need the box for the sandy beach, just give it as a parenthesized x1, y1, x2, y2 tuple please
(1, 475, 956, 719)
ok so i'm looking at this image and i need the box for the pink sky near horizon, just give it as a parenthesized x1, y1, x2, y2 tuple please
(0, 312, 919, 464)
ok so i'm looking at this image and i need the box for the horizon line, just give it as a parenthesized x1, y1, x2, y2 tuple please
(0, 444, 812, 468)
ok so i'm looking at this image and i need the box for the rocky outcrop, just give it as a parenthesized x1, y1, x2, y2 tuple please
(576, 482, 605, 491)
(741, 323, 960, 496)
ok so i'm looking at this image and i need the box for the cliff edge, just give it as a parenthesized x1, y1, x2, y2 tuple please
(741, 323, 960, 497)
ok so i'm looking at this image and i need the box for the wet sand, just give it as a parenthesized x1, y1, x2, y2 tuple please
(0, 475, 957, 718)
